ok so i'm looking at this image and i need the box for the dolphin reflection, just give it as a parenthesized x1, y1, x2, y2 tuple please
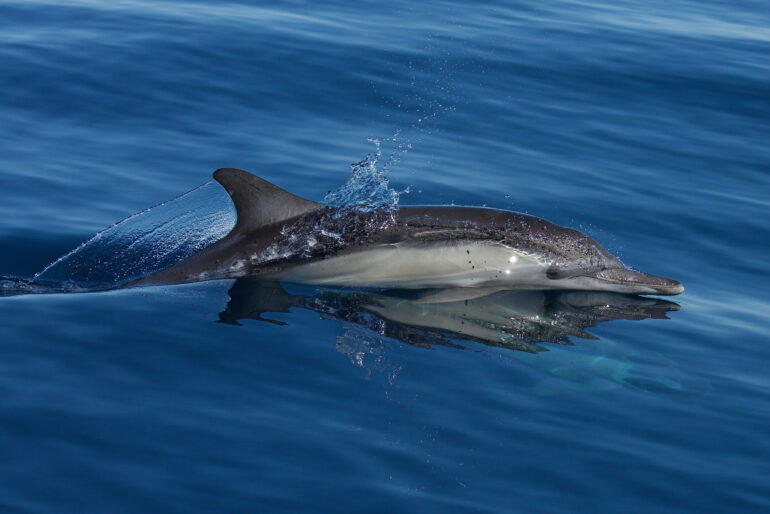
(219, 280, 679, 353)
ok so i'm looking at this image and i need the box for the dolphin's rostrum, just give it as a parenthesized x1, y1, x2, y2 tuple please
(133, 168, 683, 296)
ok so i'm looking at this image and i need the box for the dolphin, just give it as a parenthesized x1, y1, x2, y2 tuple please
(132, 168, 683, 295)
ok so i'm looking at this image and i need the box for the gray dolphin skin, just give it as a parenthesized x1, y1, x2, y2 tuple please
(133, 168, 683, 296)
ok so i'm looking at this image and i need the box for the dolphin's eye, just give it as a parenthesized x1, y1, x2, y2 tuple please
(546, 267, 560, 280)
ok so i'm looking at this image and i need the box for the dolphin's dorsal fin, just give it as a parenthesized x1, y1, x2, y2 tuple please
(213, 168, 321, 231)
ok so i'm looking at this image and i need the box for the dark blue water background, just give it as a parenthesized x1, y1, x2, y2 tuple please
(1, 1, 769, 512)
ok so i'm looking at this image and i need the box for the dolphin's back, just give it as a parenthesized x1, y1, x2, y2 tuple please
(391, 206, 622, 272)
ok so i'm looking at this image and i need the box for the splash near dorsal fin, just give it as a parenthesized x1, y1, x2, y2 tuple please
(213, 168, 321, 231)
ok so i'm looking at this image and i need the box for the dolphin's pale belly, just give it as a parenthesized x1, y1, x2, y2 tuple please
(278, 241, 549, 288)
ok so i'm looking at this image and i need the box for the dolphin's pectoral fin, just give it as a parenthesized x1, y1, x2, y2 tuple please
(213, 168, 321, 232)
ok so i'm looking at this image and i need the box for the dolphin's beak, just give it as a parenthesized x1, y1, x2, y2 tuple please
(594, 268, 684, 296)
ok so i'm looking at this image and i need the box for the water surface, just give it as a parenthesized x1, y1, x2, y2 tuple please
(1, 0, 769, 512)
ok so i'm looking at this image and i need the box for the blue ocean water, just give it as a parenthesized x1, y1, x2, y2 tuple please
(1, 0, 769, 512)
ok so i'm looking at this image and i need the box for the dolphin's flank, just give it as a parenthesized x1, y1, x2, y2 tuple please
(132, 168, 683, 296)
